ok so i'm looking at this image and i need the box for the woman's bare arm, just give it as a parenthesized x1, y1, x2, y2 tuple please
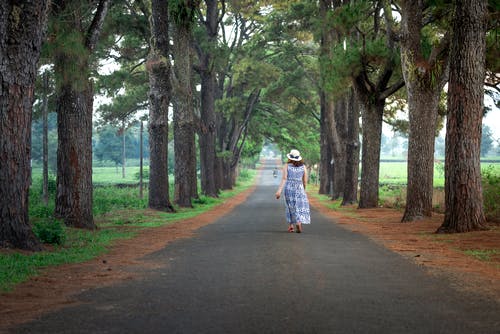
(302, 165, 307, 190)
(275, 164, 288, 199)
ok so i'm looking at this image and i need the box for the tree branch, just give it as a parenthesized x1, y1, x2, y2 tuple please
(379, 79, 405, 100)
(85, 0, 111, 52)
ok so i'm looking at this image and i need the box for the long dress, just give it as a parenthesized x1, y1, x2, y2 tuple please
(284, 164, 311, 225)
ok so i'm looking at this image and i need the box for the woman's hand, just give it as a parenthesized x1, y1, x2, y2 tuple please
(275, 191, 281, 199)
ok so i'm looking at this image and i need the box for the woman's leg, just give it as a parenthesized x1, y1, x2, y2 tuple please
(295, 222, 302, 233)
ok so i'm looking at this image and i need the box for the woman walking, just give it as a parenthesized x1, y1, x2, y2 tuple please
(275, 149, 311, 233)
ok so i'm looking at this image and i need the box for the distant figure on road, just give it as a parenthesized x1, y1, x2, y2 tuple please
(275, 149, 311, 233)
(272, 167, 278, 178)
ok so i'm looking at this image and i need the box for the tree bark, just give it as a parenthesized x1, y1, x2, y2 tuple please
(319, 92, 331, 195)
(42, 72, 50, 206)
(358, 99, 384, 208)
(0, 1, 49, 250)
(318, 0, 334, 196)
(400, 0, 449, 222)
(54, 82, 95, 228)
(402, 89, 440, 220)
(53, 0, 110, 229)
(121, 120, 126, 179)
(342, 88, 360, 205)
(437, 0, 487, 233)
(332, 96, 348, 199)
(196, 0, 219, 198)
(148, 0, 174, 212)
(139, 120, 144, 200)
(199, 70, 218, 196)
(172, 23, 197, 207)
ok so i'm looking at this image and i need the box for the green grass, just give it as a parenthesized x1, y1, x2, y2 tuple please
(1, 169, 256, 293)
(0, 228, 134, 292)
(378, 162, 500, 187)
(31, 167, 153, 185)
(463, 249, 499, 262)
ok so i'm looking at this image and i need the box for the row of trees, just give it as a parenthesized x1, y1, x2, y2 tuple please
(1, 0, 498, 250)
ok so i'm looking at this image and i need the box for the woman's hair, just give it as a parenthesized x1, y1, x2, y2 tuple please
(287, 159, 304, 167)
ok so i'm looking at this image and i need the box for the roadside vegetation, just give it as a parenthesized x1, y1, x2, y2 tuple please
(0, 169, 256, 292)
(310, 160, 500, 266)
(376, 161, 500, 220)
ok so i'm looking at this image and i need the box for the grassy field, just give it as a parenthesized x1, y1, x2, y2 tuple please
(379, 161, 500, 187)
(31, 166, 149, 185)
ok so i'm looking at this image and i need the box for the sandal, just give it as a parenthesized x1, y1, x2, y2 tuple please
(288, 226, 294, 233)
(296, 225, 302, 233)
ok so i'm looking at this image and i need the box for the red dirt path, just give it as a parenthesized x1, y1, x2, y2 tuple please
(309, 195, 500, 302)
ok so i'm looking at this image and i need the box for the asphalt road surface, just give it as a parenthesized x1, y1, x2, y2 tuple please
(14, 160, 500, 333)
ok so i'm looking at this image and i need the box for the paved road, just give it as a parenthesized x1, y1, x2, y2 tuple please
(14, 160, 500, 333)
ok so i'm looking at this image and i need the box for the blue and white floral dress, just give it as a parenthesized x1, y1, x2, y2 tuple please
(284, 164, 311, 225)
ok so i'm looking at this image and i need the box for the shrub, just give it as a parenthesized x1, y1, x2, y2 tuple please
(33, 219, 66, 245)
(238, 169, 252, 181)
(134, 168, 149, 180)
(482, 165, 500, 222)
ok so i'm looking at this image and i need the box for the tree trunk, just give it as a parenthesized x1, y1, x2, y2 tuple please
(197, 0, 218, 198)
(319, 92, 331, 195)
(437, 0, 487, 233)
(400, 0, 449, 222)
(53, 0, 109, 229)
(215, 112, 226, 191)
(199, 71, 217, 197)
(324, 97, 337, 198)
(42, 72, 50, 206)
(148, 0, 174, 212)
(222, 159, 233, 190)
(332, 96, 348, 199)
(215, 155, 224, 191)
(55, 83, 95, 229)
(139, 121, 144, 200)
(172, 23, 197, 207)
(318, 0, 334, 196)
(342, 88, 360, 205)
(121, 121, 126, 179)
(0, 1, 49, 250)
(402, 89, 439, 220)
(358, 99, 384, 208)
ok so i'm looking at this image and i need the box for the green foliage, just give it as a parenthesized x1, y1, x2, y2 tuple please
(232, 57, 281, 90)
(482, 165, 500, 221)
(328, 1, 371, 35)
(134, 168, 150, 180)
(319, 42, 360, 93)
(33, 219, 66, 245)
(241, 140, 263, 168)
(31, 113, 58, 169)
(92, 186, 149, 215)
(94, 125, 146, 166)
(45, 3, 95, 91)
(486, 14, 500, 74)
(192, 195, 218, 206)
(169, 0, 200, 27)
(481, 125, 494, 157)
(94, 2, 151, 129)
(216, 97, 247, 118)
(435, 161, 445, 179)
(238, 169, 253, 181)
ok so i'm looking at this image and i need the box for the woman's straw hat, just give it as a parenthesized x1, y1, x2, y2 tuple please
(287, 149, 302, 161)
